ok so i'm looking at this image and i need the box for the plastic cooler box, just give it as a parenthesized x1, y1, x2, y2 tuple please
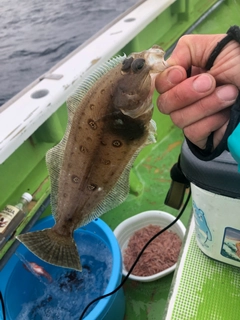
(180, 140, 240, 267)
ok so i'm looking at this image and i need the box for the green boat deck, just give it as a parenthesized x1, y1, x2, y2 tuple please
(1, 0, 240, 319)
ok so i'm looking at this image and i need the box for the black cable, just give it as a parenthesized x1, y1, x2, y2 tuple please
(79, 189, 191, 319)
(0, 291, 6, 320)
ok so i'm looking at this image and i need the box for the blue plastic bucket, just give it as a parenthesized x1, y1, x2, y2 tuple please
(0, 216, 125, 320)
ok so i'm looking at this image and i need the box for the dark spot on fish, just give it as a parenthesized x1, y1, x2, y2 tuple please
(107, 113, 145, 141)
(79, 145, 88, 153)
(63, 193, 68, 198)
(101, 89, 105, 94)
(112, 140, 122, 147)
(87, 183, 97, 191)
(87, 137, 92, 142)
(100, 158, 111, 165)
(101, 140, 107, 146)
(88, 119, 98, 130)
(72, 175, 80, 183)
(89, 104, 95, 110)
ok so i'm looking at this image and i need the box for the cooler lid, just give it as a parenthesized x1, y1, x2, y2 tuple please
(180, 140, 240, 198)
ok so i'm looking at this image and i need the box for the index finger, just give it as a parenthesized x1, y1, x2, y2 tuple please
(167, 34, 226, 69)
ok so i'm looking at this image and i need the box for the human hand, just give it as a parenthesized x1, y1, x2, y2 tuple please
(156, 34, 240, 150)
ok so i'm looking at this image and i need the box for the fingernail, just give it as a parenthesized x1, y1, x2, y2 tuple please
(216, 85, 238, 101)
(167, 68, 184, 85)
(193, 74, 213, 93)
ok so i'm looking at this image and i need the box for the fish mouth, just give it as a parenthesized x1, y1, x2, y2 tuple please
(150, 59, 170, 73)
(144, 45, 169, 73)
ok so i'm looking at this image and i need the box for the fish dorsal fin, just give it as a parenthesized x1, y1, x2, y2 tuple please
(46, 55, 126, 220)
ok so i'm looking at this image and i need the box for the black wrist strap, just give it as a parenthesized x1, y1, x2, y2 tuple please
(186, 25, 240, 161)
(205, 25, 240, 70)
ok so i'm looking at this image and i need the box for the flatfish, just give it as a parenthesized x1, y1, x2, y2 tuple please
(17, 46, 168, 271)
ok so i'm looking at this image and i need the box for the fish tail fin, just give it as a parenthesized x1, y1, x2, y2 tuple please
(16, 229, 82, 271)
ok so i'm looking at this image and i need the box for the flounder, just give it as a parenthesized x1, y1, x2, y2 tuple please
(17, 46, 168, 271)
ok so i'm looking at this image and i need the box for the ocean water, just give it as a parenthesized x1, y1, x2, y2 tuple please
(6, 232, 112, 319)
(0, 0, 138, 106)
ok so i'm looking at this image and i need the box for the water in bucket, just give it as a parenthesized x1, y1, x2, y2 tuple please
(6, 231, 112, 320)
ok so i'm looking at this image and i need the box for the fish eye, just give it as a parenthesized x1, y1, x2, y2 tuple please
(131, 58, 145, 72)
(121, 57, 134, 71)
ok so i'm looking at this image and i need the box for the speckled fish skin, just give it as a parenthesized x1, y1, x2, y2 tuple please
(17, 46, 168, 271)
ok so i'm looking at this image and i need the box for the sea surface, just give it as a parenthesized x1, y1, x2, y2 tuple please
(0, 0, 138, 106)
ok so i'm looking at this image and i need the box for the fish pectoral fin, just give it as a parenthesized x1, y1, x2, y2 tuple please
(17, 228, 82, 272)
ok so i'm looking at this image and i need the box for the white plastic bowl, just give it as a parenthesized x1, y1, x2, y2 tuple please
(113, 210, 186, 282)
